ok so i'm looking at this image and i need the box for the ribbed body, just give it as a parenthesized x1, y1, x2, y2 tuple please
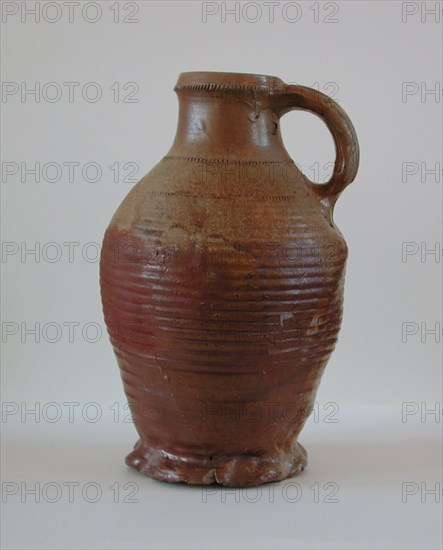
(100, 72, 357, 486)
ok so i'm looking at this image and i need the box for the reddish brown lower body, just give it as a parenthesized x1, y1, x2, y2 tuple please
(100, 211, 346, 486)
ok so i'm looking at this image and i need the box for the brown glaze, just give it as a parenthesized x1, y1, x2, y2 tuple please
(100, 72, 359, 487)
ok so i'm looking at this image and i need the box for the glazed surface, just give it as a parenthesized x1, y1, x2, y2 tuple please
(100, 71, 357, 486)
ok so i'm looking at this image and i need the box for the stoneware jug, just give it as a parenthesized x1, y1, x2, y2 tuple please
(100, 71, 359, 487)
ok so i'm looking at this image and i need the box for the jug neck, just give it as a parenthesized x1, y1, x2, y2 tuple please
(167, 72, 292, 162)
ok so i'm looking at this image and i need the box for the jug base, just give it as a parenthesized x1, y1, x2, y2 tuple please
(125, 439, 307, 487)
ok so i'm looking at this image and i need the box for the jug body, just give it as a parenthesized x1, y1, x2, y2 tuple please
(100, 72, 359, 486)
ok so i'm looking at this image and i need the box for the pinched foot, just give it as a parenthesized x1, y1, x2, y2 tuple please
(125, 439, 307, 487)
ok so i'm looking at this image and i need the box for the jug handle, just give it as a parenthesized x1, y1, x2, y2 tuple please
(272, 84, 359, 205)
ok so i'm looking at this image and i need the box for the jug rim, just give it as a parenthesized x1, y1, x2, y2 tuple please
(175, 71, 285, 92)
